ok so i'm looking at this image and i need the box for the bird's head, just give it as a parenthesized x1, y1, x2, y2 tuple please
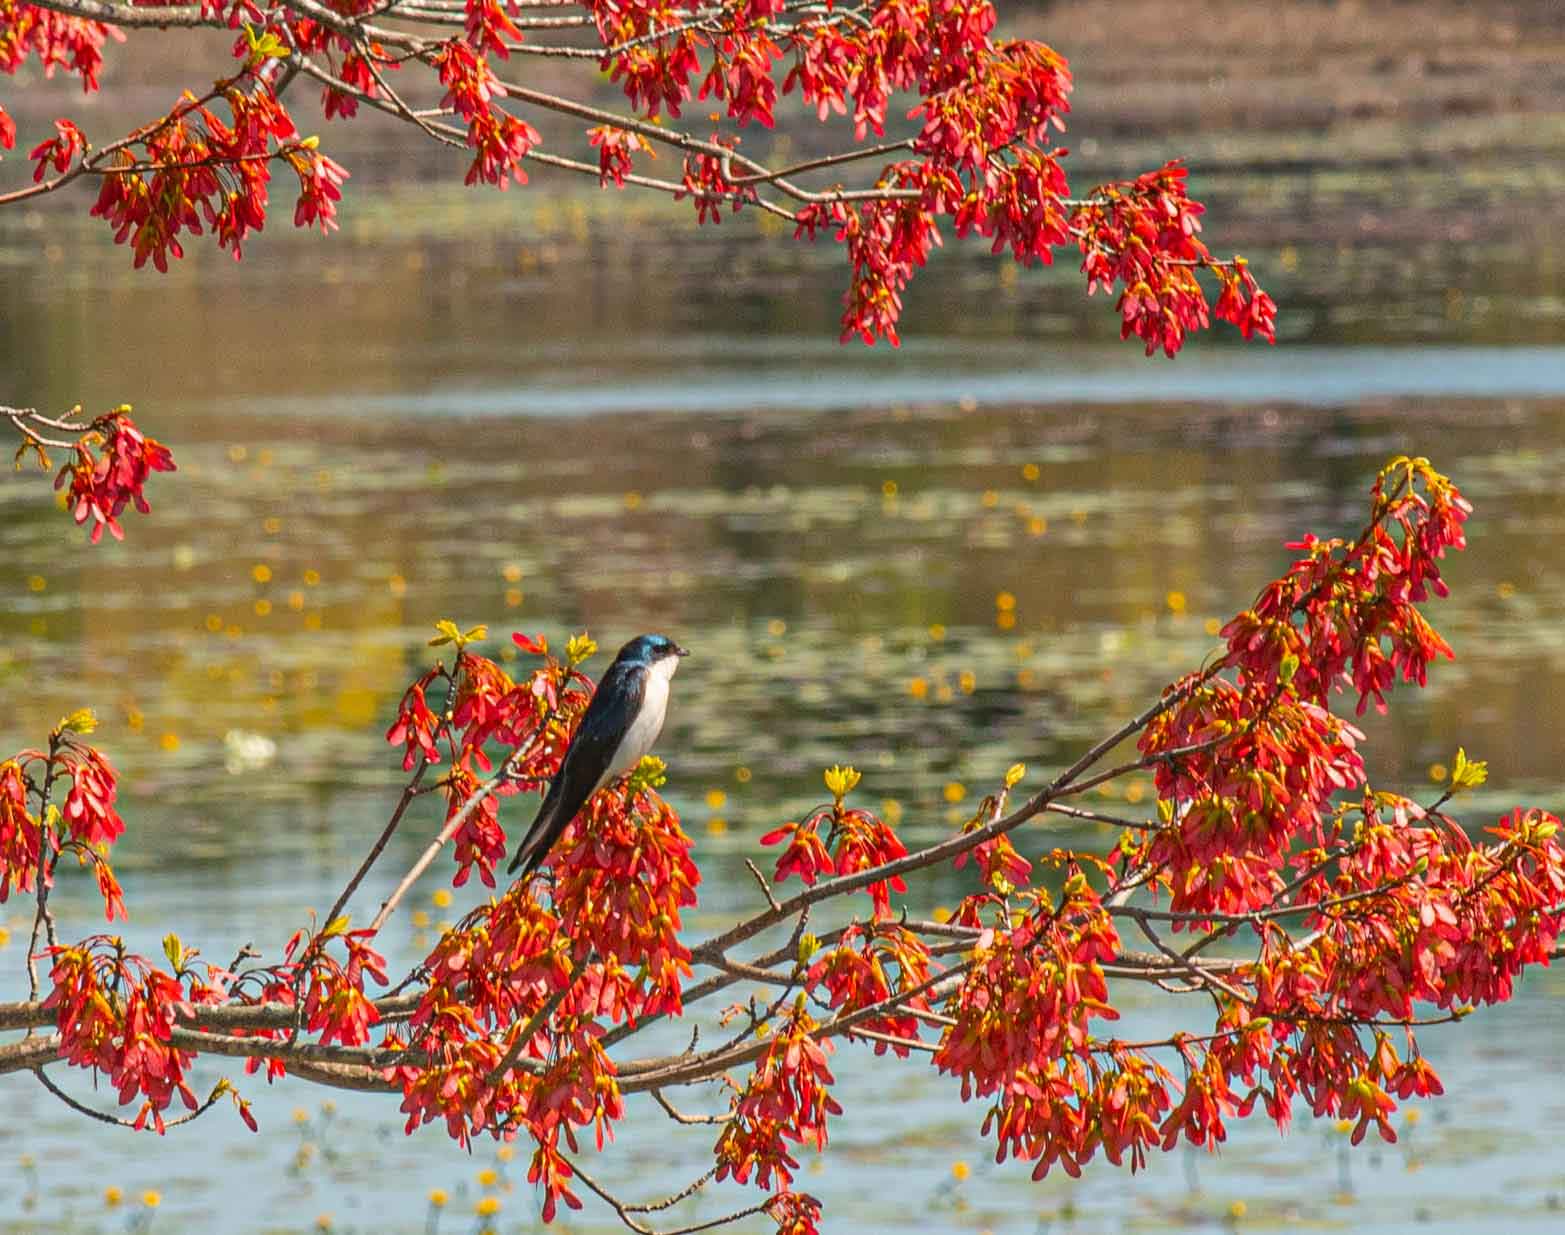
(615, 633, 689, 675)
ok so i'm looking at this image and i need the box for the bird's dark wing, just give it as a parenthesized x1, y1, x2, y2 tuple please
(506, 661, 645, 877)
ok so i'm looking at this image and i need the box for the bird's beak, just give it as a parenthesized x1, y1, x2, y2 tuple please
(673, 644, 690, 658)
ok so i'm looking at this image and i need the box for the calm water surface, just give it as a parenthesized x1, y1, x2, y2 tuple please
(1, 169, 1564, 1235)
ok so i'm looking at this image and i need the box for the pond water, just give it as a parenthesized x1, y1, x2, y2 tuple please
(1, 157, 1564, 1235)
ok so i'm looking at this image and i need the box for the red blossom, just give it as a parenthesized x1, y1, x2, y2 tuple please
(52, 409, 176, 543)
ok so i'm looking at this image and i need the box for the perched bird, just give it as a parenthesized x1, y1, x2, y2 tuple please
(506, 633, 688, 878)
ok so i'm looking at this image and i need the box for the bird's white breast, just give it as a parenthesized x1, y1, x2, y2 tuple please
(598, 654, 678, 790)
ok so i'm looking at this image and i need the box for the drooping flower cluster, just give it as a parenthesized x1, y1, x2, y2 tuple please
(0, 1, 122, 93)
(0, 713, 127, 918)
(714, 1001, 841, 1191)
(46, 939, 198, 1133)
(3, 0, 1276, 352)
(51, 408, 176, 544)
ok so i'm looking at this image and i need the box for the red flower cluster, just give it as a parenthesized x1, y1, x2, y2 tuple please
(762, 777, 908, 916)
(0, 1, 123, 92)
(46, 939, 198, 1133)
(0, 759, 39, 905)
(1071, 162, 1277, 356)
(587, 124, 653, 187)
(1, 721, 127, 919)
(434, 41, 539, 188)
(53, 408, 176, 544)
(714, 1002, 841, 1189)
(805, 922, 932, 1056)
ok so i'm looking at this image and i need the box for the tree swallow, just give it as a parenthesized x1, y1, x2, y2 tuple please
(506, 633, 689, 878)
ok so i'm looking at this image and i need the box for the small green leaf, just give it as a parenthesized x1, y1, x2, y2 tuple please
(322, 915, 351, 939)
(1449, 747, 1488, 792)
(57, 708, 97, 735)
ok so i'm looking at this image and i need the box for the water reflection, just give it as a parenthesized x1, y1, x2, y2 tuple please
(1, 187, 1564, 1233)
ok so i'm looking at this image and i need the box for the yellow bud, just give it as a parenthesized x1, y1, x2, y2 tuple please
(823, 764, 861, 799)
(1003, 763, 1026, 789)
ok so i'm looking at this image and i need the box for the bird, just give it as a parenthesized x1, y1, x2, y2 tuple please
(506, 633, 688, 879)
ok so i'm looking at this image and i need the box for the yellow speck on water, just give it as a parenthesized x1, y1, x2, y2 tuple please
(1404, 1108, 1422, 1126)
(706, 817, 728, 836)
(225, 624, 243, 639)
(881, 480, 899, 498)
(1166, 590, 1187, 615)
(1428, 763, 1448, 783)
(1016, 668, 1037, 689)
(288, 591, 305, 611)
(26, 575, 45, 593)
(1205, 617, 1223, 636)
(388, 573, 408, 598)
(1228, 1200, 1247, 1221)
(104, 1187, 122, 1208)
(263, 517, 282, 534)
(428, 1190, 448, 1208)
(1021, 463, 1040, 482)
(951, 1161, 970, 1181)
(1335, 1119, 1354, 1134)
(1125, 782, 1147, 804)
(159, 733, 180, 753)
(1027, 517, 1047, 537)
(251, 564, 272, 584)
(505, 588, 524, 608)
(431, 888, 454, 909)
(475, 1196, 501, 1217)
(293, 1108, 309, 1124)
(995, 591, 1016, 611)
(881, 798, 903, 825)
(227, 445, 247, 463)
(1497, 581, 1517, 599)
(943, 781, 966, 804)
(996, 611, 1017, 631)
(254, 600, 272, 617)
(502, 563, 523, 583)
(958, 670, 976, 694)
(981, 489, 999, 508)
(734, 766, 752, 784)
(477, 1168, 498, 1188)
(623, 491, 643, 510)
(142, 1191, 161, 1210)
(304, 613, 323, 631)
(767, 618, 787, 637)
(495, 1146, 514, 1163)
(303, 569, 321, 586)
(315, 1216, 332, 1232)
(931, 905, 951, 924)
(204, 614, 223, 632)
(908, 677, 929, 700)
(0, 927, 10, 949)
(928, 623, 946, 641)
(705, 789, 727, 810)
(411, 910, 430, 929)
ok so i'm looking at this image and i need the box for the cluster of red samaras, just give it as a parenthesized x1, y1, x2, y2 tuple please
(5, 460, 1562, 1235)
(2, 0, 1274, 351)
(50, 409, 176, 544)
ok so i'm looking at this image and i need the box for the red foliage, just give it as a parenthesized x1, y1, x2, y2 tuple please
(714, 1003, 841, 1189)
(3, 0, 1276, 352)
(53, 409, 176, 544)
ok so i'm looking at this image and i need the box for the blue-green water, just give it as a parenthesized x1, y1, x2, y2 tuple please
(2, 159, 1565, 1234)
